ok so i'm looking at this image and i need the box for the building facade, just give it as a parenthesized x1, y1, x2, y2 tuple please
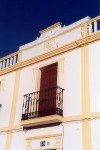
(0, 16, 100, 150)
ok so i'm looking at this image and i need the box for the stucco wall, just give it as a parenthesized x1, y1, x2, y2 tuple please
(0, 135, 7, 150)
(89, 41, 100, 112)
(0, 72, 16, 128)
(63, 122, 82, 150)
(91, 119, 100, 150)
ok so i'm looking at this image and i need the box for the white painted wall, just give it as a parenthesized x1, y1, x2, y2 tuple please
(62, 48, 82, 116)
(63, 122, 82, 150)
(56, 28, 81, 47)
(10, 131, 25, 150)
(91, 119, 100, 150)
(89, 41, 100, 112)
(14, 66, 34, 126)
(0, 72, 16, 128)
(21, 28, 81, 61)
(26, 125, 63, 138)
(21, 43, 44, 61)
(0, 134, 7, 150)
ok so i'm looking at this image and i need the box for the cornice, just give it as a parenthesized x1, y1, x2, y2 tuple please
(19, 23, 85, 52)
(0, 31, 100, 76)
(20, 15, 99, 52)
(27, 133, 62, 140)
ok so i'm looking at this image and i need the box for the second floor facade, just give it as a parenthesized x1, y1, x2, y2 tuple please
(0, 15, 100, 130)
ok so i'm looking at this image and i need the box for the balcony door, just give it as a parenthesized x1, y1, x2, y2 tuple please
(39, 63, 57, 116)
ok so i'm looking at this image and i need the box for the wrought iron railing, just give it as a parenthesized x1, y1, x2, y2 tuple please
(21, 86, 64, 120)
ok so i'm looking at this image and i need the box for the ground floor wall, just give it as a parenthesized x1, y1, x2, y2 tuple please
(1, 118, 100, 150)
(91, 119, 100, 150)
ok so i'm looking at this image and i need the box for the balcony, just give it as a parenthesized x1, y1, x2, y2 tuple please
(0, 52, 18, 69)
(81, 16, 100, 37)
(88, 16, 100, 34)
(21, 86, 64, 128)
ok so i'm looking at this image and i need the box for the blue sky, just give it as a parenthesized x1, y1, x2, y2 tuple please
(0, 0, 99, 58)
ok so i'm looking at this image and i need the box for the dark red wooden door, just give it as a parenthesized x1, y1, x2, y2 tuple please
(39, 63, 57, 115)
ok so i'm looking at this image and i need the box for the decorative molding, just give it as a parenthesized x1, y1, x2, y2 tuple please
(90, 112, 100, 119)
(58, 59, 65, 73)
(20, 25, 81, 52)
(0, 125, 23, 132)
(32, 58, 64, 71)
(21, 115, 63, 128)
(0, 31, 100, 76)
(27, 133, 62, 140)
(81, 45, 92, 150)
(18, 51, 22, 62)
(19, 21, 87, 52)
(20, 16, 100, 52)
(1, 112, 100, 132)
(81, 45, 90, 118)
(81, 23, 88, 37)
(63, 115, 82, 122)
(44, 39, 56, 51)
(57, 58, 65, 86)
(26, 133, 62, 150)
(32, 58, 64, 90)
(26, 140, 32, 150)
(82, 120, 92, 150)
(33, 68, 41, 91)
